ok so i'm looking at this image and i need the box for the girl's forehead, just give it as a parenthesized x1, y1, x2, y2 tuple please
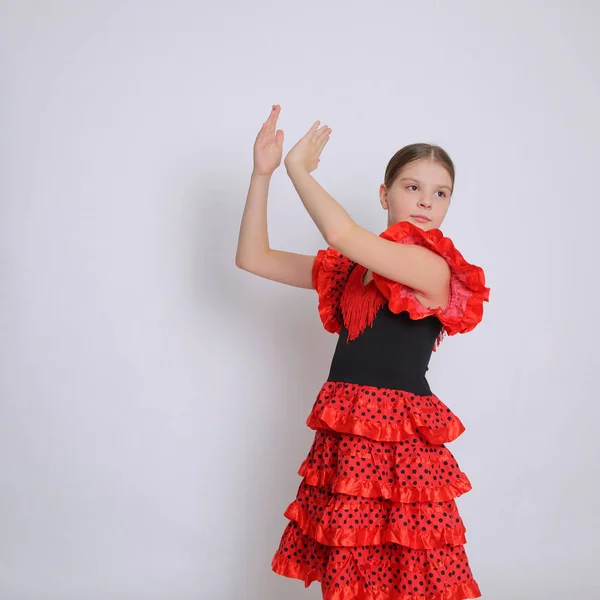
(398, 160, 453, 185)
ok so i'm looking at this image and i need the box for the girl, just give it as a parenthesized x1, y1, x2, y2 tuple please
(236, 105, 490, 600)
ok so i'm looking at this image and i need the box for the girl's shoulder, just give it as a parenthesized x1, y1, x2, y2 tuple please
(372, 221, 491, 349)
(311, 246, 357, 334)
(311, 221, 490, 348)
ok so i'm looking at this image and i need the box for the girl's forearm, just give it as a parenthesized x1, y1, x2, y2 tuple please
(235, 171, 272, 267)
(286, 165, 355, 244)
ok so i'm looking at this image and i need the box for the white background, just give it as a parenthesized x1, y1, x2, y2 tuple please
(1, 1, 598, 599)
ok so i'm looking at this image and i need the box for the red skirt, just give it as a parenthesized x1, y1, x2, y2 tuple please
(271, 380, 482, 600)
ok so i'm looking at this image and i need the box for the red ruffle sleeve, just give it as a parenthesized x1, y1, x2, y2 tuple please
(371, 221, 490, 348)
(311, 248, 356, 334)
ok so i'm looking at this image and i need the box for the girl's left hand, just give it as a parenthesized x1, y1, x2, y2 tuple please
(284, 120, 331, 174)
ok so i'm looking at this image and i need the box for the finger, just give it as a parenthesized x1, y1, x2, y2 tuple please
(316, 132, 330, 153)
(307, 120, 320, 136)
(313, 125, 330, 144)
(266, 106, 278, 134)
(267, 104, 280, 120)
(313, 122, 326, 138)
(315, 125, 330, 141)
(266, 105, 279, 132)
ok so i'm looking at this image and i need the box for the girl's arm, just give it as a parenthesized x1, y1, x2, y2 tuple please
(235, 105, 315, 290)
(235, 170, 315, 289)
(284, 125, 450, 303)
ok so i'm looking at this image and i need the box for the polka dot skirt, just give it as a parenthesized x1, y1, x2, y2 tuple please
(271, 381, 482, 599)
(298, 428, 472, 504)
(306, 381, 467, 445)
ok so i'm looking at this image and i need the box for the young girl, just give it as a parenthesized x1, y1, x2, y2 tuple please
(236, 105, 490, 600)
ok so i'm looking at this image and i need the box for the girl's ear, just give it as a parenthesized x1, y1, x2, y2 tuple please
(379, 184, 389, 210)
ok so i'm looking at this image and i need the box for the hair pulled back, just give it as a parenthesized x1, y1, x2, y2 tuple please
(384, 144, 455, 194)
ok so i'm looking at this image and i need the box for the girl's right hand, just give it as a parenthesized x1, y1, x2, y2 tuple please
(253, 105, 284, 176)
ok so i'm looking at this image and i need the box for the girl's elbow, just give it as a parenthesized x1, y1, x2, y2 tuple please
(325, 222, 355, 250)
(235, 251, 266, 273)
(235, 253, 249, 270)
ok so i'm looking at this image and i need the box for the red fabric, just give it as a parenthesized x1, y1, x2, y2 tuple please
(284, 480, 467, 548)
(272, 381, 482, 599)
(372, 221, 490, 350)
(340, 264, 387, 342)
(276, 222, 486, 598)
(306, 381, 466, 445)
(312, 248, 356, 334)
(272, 522, 482, 599)
(311, 220, 490, 350)
(298, 427, 472, 503)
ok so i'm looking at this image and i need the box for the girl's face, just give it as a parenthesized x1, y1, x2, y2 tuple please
(379, 159, 453, 231)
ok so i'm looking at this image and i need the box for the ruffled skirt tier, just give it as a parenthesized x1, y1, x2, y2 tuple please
(271, 381, 482, 599)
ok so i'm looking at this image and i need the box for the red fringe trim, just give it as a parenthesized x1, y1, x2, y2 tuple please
(340, 265, 386, 341)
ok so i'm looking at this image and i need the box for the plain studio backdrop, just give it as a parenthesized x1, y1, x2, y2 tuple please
(1, 1, 598, 599)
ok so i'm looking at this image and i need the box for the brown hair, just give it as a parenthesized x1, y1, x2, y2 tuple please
(383, 143, 455, 194)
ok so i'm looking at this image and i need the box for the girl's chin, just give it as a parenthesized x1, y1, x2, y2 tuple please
(408, 216, 432, 229)
(389, 217, 437, 230)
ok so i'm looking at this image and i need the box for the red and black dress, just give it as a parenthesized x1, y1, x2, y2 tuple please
(271, 220, 491, 600)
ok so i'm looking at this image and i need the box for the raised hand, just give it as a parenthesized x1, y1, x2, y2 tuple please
(253, 105, 284, 176)
(284, 120, 331, 174)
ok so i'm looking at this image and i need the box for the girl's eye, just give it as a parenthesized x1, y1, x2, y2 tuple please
(407, 185, 447, 197)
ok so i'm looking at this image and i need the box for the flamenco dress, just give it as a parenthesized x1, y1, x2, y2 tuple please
(271, 220, 491, 600)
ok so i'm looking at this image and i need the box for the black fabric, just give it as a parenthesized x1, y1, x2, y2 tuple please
(326, 307, 443, 394)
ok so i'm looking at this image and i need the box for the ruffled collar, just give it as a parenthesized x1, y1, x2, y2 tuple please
(312, 218, 490, 350)
(379, 219, 447, 242)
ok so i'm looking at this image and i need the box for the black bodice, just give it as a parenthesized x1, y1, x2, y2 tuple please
(327, 306, 443, 395)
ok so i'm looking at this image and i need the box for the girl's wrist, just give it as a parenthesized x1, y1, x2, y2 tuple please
(284, 161, 309, 178)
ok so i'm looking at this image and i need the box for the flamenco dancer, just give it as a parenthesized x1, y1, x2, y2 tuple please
(236, 105, 490, 600)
